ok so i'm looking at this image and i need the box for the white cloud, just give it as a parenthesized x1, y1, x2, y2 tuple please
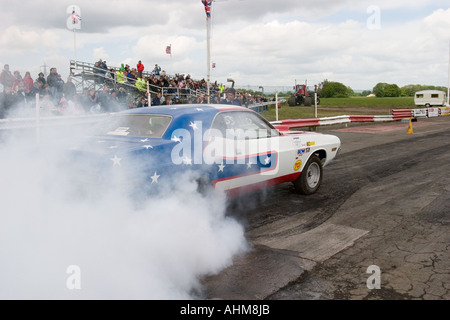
(93, 47, 110, 61)
(0, 26, 41, 56)
(133, 35, 199, 62)
(423, 8, 450, 41)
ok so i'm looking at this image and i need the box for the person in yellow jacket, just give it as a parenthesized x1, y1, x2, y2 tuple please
(136, 77, 147, 92)
(115, 70, 126, 84)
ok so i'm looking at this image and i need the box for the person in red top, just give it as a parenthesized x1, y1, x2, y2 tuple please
(137, 60, 144, 78)
(23, 72, 34, 96)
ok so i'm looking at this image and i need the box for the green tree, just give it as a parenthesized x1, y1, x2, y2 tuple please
(347, 86, 355, 97)
(401, 85, 419, 97)
(320, 80, 351, 98)
(401, 84, 449, 96)
(373, 82, 388, 97)
(384, 84, 401, 97)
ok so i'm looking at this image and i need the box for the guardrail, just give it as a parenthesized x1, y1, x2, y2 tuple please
(271, 107, 449, 129)
(0, 113, 107, 130)
(391, 109, 413, 120)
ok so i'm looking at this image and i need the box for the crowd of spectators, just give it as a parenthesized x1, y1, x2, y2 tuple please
(93, 59, 270, 107)
(0, 60, 270, 119)
(0, 64, 79, 118)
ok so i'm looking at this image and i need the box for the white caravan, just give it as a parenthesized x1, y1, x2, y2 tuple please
(414, 90, 447, 107)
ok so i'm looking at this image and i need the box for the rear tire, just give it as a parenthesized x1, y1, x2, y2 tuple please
(196, 175, 213, 196)
(288, 96, 296, 106)
(293, 155, 323, 195)
(304, 97, 312, 106)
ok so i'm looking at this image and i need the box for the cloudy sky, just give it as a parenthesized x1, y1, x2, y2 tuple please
(0, 0, 449, 91)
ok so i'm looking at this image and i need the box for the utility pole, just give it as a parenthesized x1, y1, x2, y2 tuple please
(40, 63, 48, 78)
(447, 40, 450, 106)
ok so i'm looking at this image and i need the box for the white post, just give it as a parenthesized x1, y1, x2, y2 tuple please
(315, 92, 318, 118)
(35, 93, 40, 144)
(447, 40, 450, 106)
(147, 80, 151, 107)
(275, 91, 279, 122)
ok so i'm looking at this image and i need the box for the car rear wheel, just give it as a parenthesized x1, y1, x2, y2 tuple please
(196, 175, 212, 196)
(293, 155, 323, 195)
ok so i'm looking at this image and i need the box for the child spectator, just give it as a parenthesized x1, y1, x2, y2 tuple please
(23, 72, 34, 96)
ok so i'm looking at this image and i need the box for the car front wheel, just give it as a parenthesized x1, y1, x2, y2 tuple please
(293, 155, 323, 195)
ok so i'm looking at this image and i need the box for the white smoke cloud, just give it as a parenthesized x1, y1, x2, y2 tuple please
(0, 118, 249, 299)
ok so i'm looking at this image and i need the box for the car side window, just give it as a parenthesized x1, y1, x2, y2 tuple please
(211, 111, 279, 139)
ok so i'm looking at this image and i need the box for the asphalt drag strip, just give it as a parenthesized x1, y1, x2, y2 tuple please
(203, 116, 450, 300)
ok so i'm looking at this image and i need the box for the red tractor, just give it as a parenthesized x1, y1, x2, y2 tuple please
(288, 84, 320, 107)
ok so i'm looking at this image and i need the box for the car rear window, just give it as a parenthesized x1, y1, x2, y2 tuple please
(99, 114, 172, 138)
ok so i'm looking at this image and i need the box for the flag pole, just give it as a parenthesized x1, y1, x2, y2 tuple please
(73, 28, 77, 69)
(206, 15, 211, 104)
(67, 5, 81, 70)
(170, 44, 172, 79)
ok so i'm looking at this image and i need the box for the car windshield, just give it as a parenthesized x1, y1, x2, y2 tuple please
(96, 114, 172, 138)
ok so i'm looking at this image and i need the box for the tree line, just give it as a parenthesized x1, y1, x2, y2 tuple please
(318, 80, 448, 98)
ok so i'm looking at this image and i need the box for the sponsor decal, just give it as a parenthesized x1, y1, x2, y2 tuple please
(292, 136, 302, 147)
(298, 148, 310, 159)
(294, 160, 302, 171)
(307, 141, 316, 146)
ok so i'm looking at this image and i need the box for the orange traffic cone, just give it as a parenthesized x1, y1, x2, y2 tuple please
(407, 119, 413, 134)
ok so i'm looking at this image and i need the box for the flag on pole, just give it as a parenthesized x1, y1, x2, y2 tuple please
(166, 45, 171, 55)
(72, 10, 82, 24)
(66, 5, 81, 30)
(201, 0, 212, 18)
